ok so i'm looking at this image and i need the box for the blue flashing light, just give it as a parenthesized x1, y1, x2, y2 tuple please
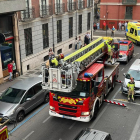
(137, 27, 140, 29)
(119, 41, 128, 44)
(133, 22, 138, 23)
(84, 73, 93, 78)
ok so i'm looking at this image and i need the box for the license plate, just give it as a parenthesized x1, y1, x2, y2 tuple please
(63, 115, 71, 119)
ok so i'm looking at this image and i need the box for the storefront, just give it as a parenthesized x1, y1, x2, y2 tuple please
(0, 14, 16, 77)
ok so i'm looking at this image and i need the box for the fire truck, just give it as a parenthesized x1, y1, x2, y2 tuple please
(42, 37, 120, 122)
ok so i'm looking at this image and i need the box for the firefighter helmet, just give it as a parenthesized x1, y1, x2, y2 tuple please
(59, 53, 64, 59)
(130, 77, 134, 80)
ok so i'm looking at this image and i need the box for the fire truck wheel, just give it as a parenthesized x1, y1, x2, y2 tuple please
(16, 111, 25, 122)
(44, 94, 49, 103)
(92, 102, 99, 120)
(111, 78, 116, 91)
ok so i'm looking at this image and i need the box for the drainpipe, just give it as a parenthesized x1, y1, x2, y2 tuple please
(76, 0, 78, 38)
(91, 0, 94, 41)
(52, 4, 55, 53)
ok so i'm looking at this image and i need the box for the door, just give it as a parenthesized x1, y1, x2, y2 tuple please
(20, 87, 35, 114)
(134, 29, 138, 42)
(113, 43, 119, 59)
(128, 42, 133, 57)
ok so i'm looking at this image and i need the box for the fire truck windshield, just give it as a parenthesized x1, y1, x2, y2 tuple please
(51, 81, 90, 98)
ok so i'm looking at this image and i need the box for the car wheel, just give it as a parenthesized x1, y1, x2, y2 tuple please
(16, 111, 25, 122)
(44, 94, 49, 103)
(136, 41, 138, 46)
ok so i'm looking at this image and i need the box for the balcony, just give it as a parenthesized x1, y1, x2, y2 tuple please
(55, 3, 65, 15)
(40, 5, 53, 18)
(87, 0, 93, 8)
(67, 2, 76, 12)
(125, 14, 132, 19)
(0, 0, 26, 14)
(122, 0, 137, 5)
(20, 7, 35, 22)
(78, 1, 85, 10)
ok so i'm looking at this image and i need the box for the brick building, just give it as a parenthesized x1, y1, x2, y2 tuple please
(100, 0, 140, 30)
(18, 0, 94, 74)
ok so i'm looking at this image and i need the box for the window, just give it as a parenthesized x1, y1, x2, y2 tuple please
(24, 28, 33, 56)
(135, 30, 137, 36)
(57, 49, 62, 54)
(69, 44, 72, 49)
(78, 15, 82, 34)
(96, 69, 103, 83)
(41, 0, 48, 16)
(42, 23, 49, 49)
(25, 0, 30, 18)
(129, 43, 132, 49)
(55, 0, 62, 13)
(69, 17, 73, 38)
(125, 6, 133, 19)
(87, 12, 90, 30)
(57, 20, 62, 43)
(33, 83, 42, 94)
(44, 55, 49, 61)
(130, 28, 134, 34)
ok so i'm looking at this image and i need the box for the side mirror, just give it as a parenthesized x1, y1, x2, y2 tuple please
(26, 98, 31, 101)
(123, 73, 126, 76)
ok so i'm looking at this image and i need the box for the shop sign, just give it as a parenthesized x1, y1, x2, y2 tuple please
(0, 126, 8, 140)
(0, 33, 5, 44)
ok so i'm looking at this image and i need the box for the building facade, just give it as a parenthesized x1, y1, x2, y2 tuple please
(100, 0, 140, 30)
(18, 0, 94, 74)
(0, 0, 25, 83)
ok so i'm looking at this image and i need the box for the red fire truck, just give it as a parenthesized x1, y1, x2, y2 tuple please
(42, 37, 119, 122)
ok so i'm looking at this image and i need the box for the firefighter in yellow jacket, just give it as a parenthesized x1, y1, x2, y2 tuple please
(127, 77, 135, 102)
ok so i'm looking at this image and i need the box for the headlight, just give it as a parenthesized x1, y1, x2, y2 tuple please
(50, 106, 55, 110)
(5, 110, 15, 116)
(81, 112, 90, 116)
(77, 100, 84, 105)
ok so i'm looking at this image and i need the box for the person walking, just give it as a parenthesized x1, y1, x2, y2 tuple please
(87, 32, 91, 43)
(118, 21, 122, 31)
(12, 60, 16, 79)
(111, 26, 115, 37)
(84, 35, 89, 45)
(127, 77, 135, 102)
(74, 37, 78, 50)
(7, 61, 13, 81)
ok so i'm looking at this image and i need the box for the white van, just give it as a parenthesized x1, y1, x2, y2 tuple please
(122, 59, 140, 95)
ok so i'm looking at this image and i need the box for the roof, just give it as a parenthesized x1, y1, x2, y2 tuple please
(78, 63, 104, 81)
(11, 77, 42, 90)
(130, 59, 140, 71)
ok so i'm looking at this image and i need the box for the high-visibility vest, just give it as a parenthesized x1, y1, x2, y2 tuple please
(127, 82, 135, 90)
(106, 42, 111, 52)
(51, 58, 58, 66)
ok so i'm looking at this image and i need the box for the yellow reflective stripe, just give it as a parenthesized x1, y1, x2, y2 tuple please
(64, 37, 103, 61)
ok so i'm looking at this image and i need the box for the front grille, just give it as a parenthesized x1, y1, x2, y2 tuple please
(59, 108, 77, 113)
(59, 104, 77, 109)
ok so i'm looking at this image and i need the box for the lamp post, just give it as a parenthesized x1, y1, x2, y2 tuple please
(106, 11, 108, 37)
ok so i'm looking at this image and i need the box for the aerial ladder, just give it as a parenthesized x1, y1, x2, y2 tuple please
(42, 37, 118, 92)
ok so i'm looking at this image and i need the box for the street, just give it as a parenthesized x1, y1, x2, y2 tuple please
(5, 40, 140, 140)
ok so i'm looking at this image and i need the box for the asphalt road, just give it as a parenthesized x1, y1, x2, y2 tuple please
(7, 42, 140, 140)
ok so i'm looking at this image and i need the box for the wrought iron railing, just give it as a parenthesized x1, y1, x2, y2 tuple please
(21, 7, 35, 21)
(78, 1, 85, 10)
(87, 0, 93, 7)
(125, 14, 132, 19)
(55, 3, 65, 14)
(40, 5, 52, 17)
(67, 2, 76, 12)
(122, 0, 137, 5)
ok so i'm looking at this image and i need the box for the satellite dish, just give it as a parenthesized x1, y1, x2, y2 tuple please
(0, 33, 5, 44)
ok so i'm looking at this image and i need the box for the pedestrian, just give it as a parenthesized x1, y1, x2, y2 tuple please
(111, 26, 115, 37)
(77, 36, 83, 49)
(125, 21, 128, 31)
(103, 21, 106, 30)
(12, 60, 16, 79)
(118, 21, 122, 31)
(74, 37, 78, 50)
(7, 61, 13, 81)
(127, 77, 135, 102)
(87, 32, 91, 43)
(84, 35, 89, 45)
(97, 22, 100, 30)
(93, 23, 97, 31)
(48, 48, 54, 66)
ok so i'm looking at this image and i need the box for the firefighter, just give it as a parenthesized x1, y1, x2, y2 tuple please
(127, 77, 135, 102)
(51, 56, 59, 68)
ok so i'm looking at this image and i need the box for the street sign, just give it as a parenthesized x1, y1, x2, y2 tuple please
(0, 126, 8, 140)
(0, 33, 5, 44)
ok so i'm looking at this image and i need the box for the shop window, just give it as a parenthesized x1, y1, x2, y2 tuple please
(130, 28, 134, 34)
(24, 28, 33, 56)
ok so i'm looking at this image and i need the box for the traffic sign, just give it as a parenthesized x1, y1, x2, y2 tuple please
(0, 33, 5, 44)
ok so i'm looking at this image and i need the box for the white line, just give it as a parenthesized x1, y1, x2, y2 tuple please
(23, 131, 34, 140)
(69, 122, 76, 129)
(121, 68, 124, 71)
(43, 116, 51, 123)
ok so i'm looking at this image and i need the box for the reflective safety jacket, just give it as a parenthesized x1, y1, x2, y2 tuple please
(127, 82, 135, 91)
(51, 58, 58, 66)
(106, 42, 112, 52)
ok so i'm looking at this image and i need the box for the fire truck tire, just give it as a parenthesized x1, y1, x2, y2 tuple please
(44, 94, 49, 103)
(16, 111, 25, 122)
(92, 102, 99, 120)
(111, 77, 116, 91)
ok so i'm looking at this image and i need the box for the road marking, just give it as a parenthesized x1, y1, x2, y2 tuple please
(114, 99, 128, 102)
(121, 68, 124, 71)
(43, 116, 51, 123)
(8, 102, 49, 135)
(69, 122, 76, 130)
(23, 131, 34, 140)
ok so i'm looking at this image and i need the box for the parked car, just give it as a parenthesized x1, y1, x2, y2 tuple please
(122, 59, 140, 96)
(0, 77, 49, 122)
(74, 128, 112, 140)
(118, 40, 134, 63)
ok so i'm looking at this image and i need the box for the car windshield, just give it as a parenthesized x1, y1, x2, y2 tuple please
(138, 30, 140, 36)
(120, 45, 128, 51)
(51, 81, 90, 98)
(126, 69, 140, 81)
(0, 87, 25, 103)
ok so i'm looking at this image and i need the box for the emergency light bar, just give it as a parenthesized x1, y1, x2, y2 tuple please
(84, 73, 93, 78)
(64, 37, 104, 63)
(119, 41, 128, 44)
